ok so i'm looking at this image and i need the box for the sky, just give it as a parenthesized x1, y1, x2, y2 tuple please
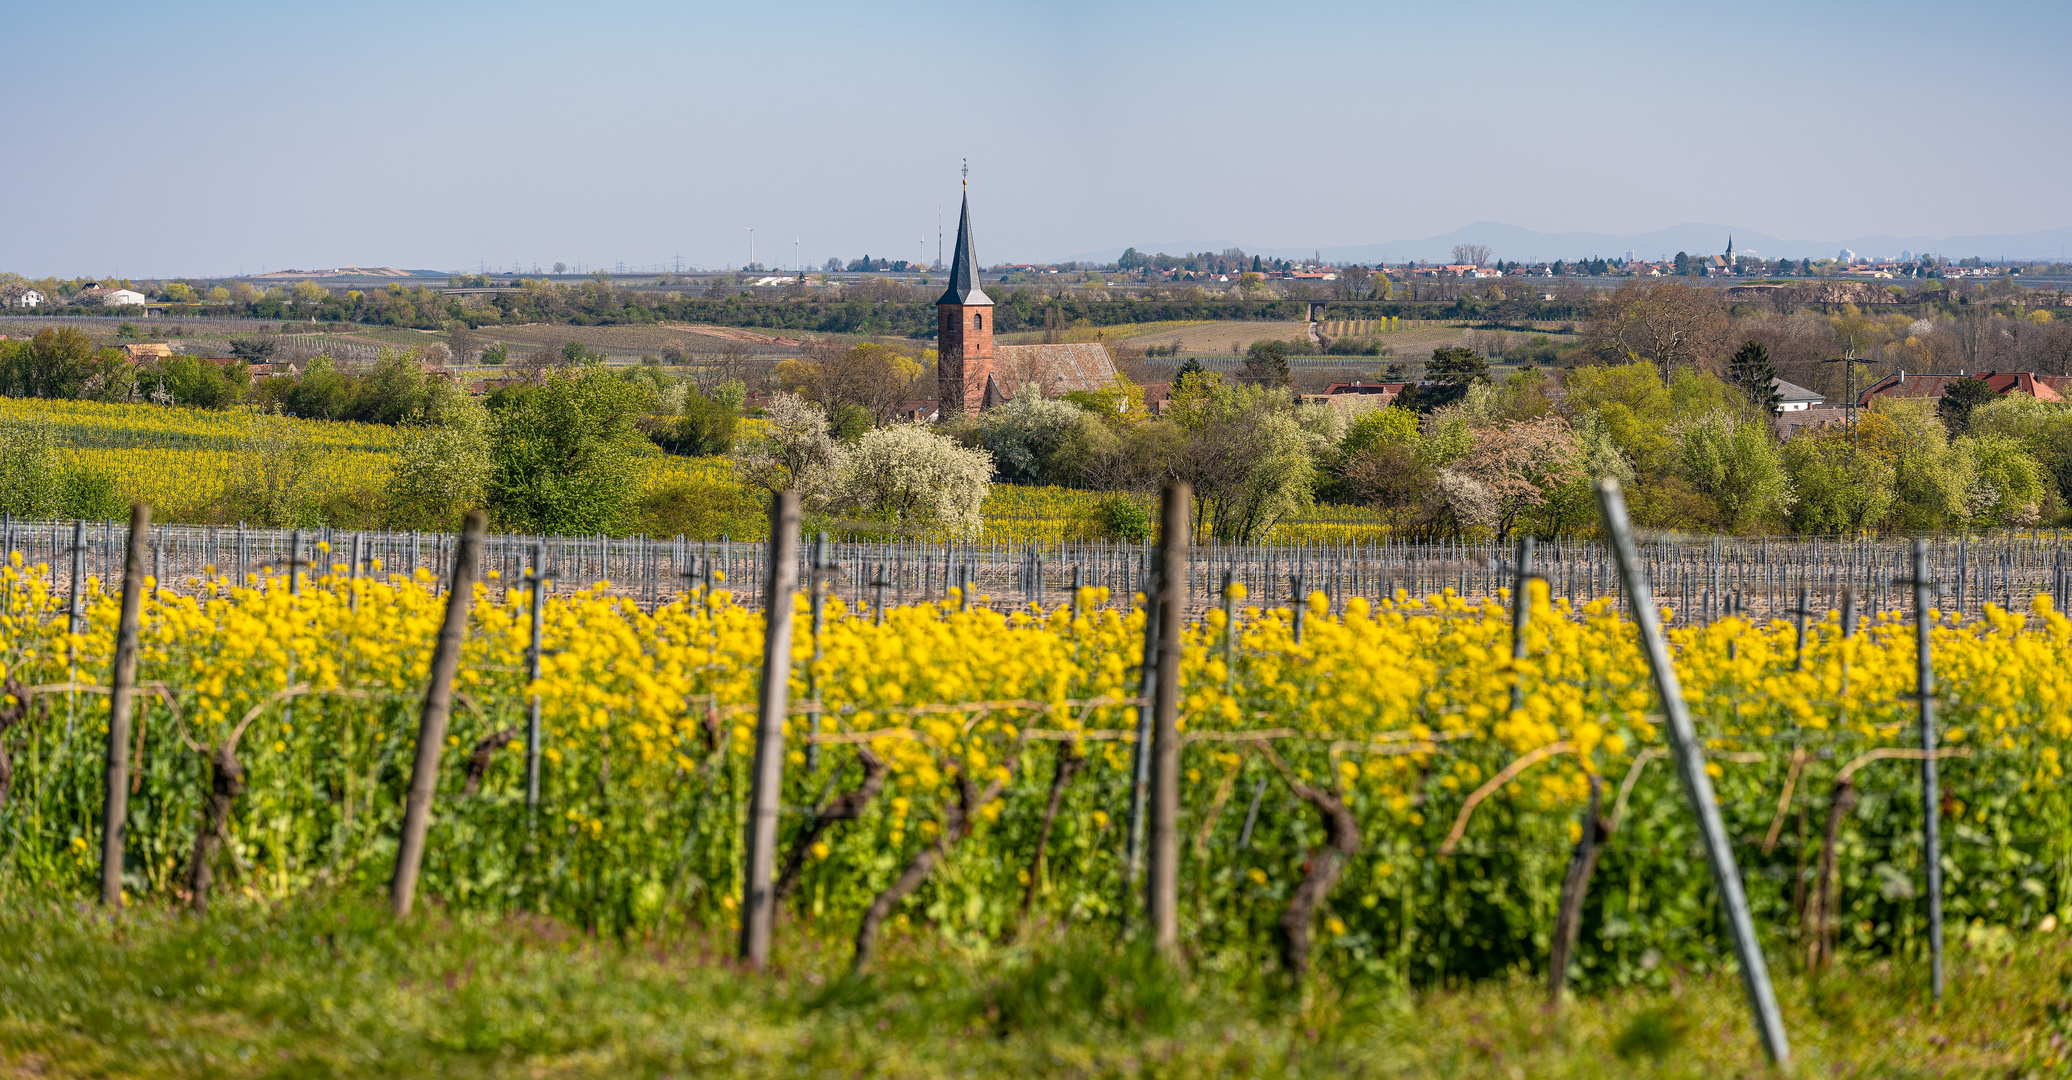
(3, 0, 2068, 277)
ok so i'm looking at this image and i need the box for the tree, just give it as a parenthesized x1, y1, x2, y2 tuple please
(1340, 407, 1420, 457)
(1451, 244, 1491, 267)
(153, 355, 249, 409)
(730, 391, 846, 501)
(1448, 417, 1584, 539)
(553, 262, 568, 275)
(1585, 280, 1732, 382)
(778, 341, 925, 425)
(1427, 346, 1489, 384)
(1165, 372, 1323, 542)
(672, 387, 740, 455)
(0, 420, 121, 519)
(1965, 395, 2072, 515)
(1857, 401, 1969, 531)
(0, 327, 130, 400)
(386, 397, 493, 529)
(1956, 432, 2045, 527)
(486, 366, 649, 534)
(1727, 340, 1781, 418)
(225, 410, 321, 526)
(972, 393, 1087, 485)
(1780, 433, 1895, 534)
(229, 338, 277, 363)
(1936, 376, 1998, 435)
(1171, 357, 1205, 391)
(1241, 341, 1288, 386)
(1672, 411, 1793, 531)
(447, 326, 479, 365)
(838, 424, 991, 539)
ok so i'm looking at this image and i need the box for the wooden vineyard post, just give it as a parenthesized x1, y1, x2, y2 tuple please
(1122, 559, 1162, 913)
(1597, 480, 1790, 1066)
(806, 533, 829, 776)
(1509, 535, 1534, 714)
(389, 510, 486, 920)
(1148, 482, 1189, 954)
(1221, 569, 1237, 687)
(67, 519, 85, 635)
(740, 491, 801, 969)
(99, 503, 150, 906)
(524, 542, 548, 814)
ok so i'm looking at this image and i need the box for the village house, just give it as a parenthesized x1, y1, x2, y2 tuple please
(1859, 370, 2071, 409)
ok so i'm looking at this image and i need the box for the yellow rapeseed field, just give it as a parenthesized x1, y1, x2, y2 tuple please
(3, 553, 2063, 988)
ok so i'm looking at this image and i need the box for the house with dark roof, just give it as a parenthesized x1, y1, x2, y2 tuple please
(1771, 377, 1823, 412)
(935, 189, 1118, 416)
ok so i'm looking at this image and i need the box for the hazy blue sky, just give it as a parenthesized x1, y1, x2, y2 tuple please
(4, 0, 2066, 276)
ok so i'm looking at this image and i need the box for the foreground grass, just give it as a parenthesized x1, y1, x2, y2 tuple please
(0, 898, 2064, 1078)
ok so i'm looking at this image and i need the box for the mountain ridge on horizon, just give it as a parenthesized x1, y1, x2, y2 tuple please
(1050, 220, 2072, 267)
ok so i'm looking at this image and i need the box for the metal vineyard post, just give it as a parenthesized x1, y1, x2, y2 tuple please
(1597, 479, 1790, 1066)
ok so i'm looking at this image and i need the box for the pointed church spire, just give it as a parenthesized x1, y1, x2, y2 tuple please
(936, 189, 991, 307)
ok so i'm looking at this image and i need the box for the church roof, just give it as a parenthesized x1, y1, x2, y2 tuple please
(936, 192, 992, 307)
(991, 343, 1117, 399)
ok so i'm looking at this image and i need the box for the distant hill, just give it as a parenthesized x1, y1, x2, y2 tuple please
(1060, 222, 2072, 265)
(246, 266, 440, 279)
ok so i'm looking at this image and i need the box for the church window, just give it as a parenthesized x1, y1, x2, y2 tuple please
(974, 313, 983, 330)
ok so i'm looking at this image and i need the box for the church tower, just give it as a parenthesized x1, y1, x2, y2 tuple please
(936, 185, 994, 416)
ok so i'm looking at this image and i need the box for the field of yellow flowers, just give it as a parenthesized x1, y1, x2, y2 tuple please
(19, 397, 1384, 543)
(1, 552, 2065, 989)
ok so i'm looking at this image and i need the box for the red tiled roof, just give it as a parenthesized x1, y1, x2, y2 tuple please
(1860, 370, 2064, 408)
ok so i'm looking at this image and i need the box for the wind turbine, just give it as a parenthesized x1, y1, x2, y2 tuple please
(743, 227, 755, 273)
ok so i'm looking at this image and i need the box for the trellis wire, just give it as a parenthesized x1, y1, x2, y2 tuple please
(4, 516, 2064, 627)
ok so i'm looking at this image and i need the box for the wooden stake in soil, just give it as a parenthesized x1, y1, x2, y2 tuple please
(1597, 479, 1790, 1066)
(524, 542, 548, 813)
(389, 510, 486, 919)
(1148, 482, 1189, 954)
(99, 503, 150, 906)
(740, 491, 801, 969)
(1548, 773, 1608, 999)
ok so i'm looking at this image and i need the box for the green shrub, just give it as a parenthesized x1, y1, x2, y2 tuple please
(634, 480, 765, 540)
(673, 390, 740, 456)
(1097, 496, 1152, 541)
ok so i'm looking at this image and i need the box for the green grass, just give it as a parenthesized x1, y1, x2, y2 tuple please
(0, 897, 2064, 1077)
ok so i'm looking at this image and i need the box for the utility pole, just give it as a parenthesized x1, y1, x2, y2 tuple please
(1821, 336, 1864, 458)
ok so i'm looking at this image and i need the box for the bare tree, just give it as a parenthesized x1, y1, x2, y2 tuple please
(1452, 244, 1492, 268)
(1586, 280, 1732, 380)
(446, 327, 478, 366)
(787, 340, 926, 424)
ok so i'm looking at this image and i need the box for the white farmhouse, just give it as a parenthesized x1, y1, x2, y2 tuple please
(1772, 377, 1824, 412)
(10, 289, 42, 309)
(103, 288, 148, 306)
